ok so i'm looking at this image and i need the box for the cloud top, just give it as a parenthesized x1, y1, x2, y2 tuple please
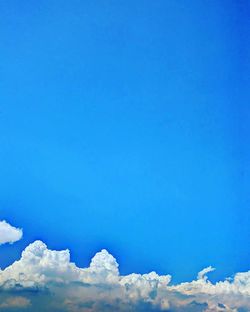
(0, 240, 249, 311)
(0, 220, 23, 245)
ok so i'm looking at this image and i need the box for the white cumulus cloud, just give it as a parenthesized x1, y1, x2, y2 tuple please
(0, 220, 23, 245)
(0, 240, 249, 311)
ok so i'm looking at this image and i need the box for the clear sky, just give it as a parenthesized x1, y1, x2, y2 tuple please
(0, 0, 249, 284)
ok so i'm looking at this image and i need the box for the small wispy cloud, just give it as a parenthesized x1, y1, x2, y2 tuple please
(0, 220, 23, 245)
(0, 296, 31, 309)
(0, 240, 249, 311)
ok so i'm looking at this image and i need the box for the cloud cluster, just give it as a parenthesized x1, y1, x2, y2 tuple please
(0, 221, 23, 245)
(0, 240, 249, 311)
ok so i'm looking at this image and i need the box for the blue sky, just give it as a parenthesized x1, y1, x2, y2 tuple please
(0, 0, 249, 285)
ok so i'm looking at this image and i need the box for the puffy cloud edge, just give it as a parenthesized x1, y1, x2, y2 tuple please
(0, 220, 23, 245)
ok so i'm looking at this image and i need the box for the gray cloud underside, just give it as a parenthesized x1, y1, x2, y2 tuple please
(0, 241, 249, 312)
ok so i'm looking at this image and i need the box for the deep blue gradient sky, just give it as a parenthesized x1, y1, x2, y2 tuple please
(0, 1, 249, 283)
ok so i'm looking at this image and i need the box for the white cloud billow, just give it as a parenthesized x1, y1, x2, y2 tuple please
(0, 240, 249, 311)
(0, 220, 23, 245)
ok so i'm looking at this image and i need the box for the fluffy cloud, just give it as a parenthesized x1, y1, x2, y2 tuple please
(0, 221, 23, 245)
(0, 241, 249, 311)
